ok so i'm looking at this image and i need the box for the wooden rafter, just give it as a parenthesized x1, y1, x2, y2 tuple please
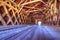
(0, 0, 59, 25)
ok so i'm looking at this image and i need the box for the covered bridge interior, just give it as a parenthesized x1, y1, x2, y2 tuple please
(0, 0, 60, 40)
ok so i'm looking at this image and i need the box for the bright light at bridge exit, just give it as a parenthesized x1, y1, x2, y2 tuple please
(38, 21, 42, 26)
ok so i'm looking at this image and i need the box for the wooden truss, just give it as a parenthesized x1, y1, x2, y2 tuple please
(0, 0, 60, 25)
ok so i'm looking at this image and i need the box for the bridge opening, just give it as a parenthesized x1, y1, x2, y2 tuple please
(38, 21, 42, 26)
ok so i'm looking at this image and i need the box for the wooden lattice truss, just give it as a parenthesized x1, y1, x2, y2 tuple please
(0, 0, 59, 25)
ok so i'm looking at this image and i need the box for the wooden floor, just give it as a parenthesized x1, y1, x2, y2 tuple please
(0, 25, 60, 40)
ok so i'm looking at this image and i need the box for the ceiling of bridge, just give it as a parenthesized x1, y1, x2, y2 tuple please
(0, 0, 60, 25)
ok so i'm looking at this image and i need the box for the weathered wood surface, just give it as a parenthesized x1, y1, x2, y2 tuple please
(0, 0, 60, 25)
